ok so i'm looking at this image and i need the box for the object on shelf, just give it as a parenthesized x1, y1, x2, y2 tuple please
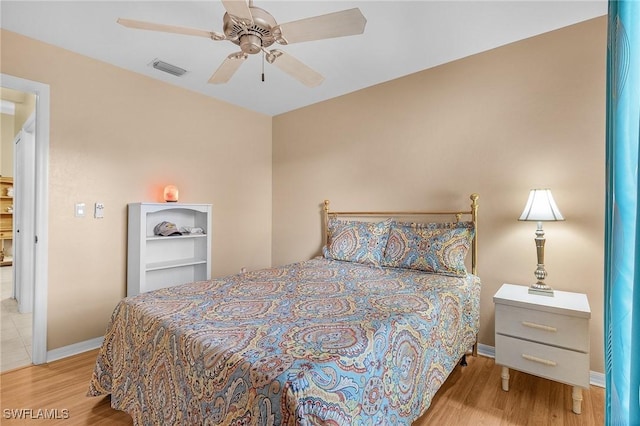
(179, 226, 205, 234)
(164, 185, 179, 202)
(153, 221, 182, 236)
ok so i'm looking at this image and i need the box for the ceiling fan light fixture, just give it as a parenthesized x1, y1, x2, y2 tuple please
(151, 59, 188, 77)
(265, 50, 281, 64)
(239, 34, 262, 54)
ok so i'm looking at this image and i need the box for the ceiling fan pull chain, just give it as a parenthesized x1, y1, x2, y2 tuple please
(262, 51, 265, 82)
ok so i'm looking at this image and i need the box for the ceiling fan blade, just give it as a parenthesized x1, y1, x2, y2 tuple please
(208, 52, 248, 84)
(117, 18, 225, 40)
(266, 50, 324, 88)
(274, 8, 366, 45)
(221, 0, 253, 25)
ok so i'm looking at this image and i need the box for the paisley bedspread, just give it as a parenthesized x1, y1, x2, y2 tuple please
(88, 257, 480, 425)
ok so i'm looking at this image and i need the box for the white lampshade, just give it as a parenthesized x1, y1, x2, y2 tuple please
(519, 189, 565, 222)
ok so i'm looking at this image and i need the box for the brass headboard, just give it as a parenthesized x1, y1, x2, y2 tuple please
(322, 193, 479, 275)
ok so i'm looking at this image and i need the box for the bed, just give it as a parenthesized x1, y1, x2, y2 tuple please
(88, 194, 480, 425)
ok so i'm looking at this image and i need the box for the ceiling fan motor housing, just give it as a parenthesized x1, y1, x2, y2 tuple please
(223, 6, 277, 55)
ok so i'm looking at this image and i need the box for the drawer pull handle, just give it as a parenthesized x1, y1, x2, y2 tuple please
(522, 321, 557, 332)
(522, 354, 557, 366)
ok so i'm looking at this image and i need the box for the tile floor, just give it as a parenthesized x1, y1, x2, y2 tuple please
(1, 265, 32, 372)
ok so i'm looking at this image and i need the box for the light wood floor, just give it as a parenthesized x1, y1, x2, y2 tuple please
(0, 350, 604, 425)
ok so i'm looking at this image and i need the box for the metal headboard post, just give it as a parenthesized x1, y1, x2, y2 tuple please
(469, 193, 479, 358)
(470, 193, 479, 276)
(323, 199, 331, 246)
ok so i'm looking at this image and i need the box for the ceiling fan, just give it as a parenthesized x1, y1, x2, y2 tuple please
(117, 0, 367, 87)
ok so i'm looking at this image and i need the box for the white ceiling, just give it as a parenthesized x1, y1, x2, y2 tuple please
(0, 1, 607, 116)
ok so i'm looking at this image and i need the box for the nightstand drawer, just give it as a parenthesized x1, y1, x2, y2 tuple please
(495, 334, 590, 388)
(495, 303, 589, 352)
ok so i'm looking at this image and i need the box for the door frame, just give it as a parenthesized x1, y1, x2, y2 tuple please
(1, 73, 49, 365)
(14, 112, 36, 315)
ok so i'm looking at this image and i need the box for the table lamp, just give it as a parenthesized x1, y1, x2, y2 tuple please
(518, 189, 564, 296)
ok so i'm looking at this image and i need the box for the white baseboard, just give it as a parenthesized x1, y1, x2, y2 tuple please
(46, 336, 104, 363)
(589, 371, 605, 388)
(476, 343, 605, 388)
(478, 343, 495, 358)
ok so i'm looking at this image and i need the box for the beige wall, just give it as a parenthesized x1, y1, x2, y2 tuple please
(0, 90, 36, 176)
(273, 17, 606, 373)
(1, 29, 273, 350)
(1, 113, 14, 175)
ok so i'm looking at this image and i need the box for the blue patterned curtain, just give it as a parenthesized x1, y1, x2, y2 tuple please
(604, 1, 640, 424)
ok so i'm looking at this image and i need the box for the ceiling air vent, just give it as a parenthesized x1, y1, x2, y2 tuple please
(151, 59, 187, 77)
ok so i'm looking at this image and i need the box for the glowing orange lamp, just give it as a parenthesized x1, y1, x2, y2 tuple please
(164, 185, 179, 202)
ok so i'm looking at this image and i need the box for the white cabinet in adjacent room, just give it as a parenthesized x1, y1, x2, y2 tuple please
(127, 203, 211, 296)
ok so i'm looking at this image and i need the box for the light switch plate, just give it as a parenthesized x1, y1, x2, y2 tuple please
(75, 203, 85, 217)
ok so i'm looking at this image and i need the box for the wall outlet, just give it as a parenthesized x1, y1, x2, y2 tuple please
(94, 202, 105, 219)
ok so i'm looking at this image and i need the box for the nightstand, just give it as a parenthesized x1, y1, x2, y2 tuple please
(493, 283, 591, 414)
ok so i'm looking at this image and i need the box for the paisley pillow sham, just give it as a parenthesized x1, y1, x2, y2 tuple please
(382, 221, 475, 276)
(323, 218, 392, 266)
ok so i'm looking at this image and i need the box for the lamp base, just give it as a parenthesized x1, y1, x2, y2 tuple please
(528, 283, 554, 297)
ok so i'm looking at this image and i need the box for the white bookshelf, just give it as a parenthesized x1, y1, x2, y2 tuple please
(127, 203, 211, 296)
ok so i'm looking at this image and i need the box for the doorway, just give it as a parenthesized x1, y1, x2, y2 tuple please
(0, 93, 35, 371)
(0, 74, 50, 369)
